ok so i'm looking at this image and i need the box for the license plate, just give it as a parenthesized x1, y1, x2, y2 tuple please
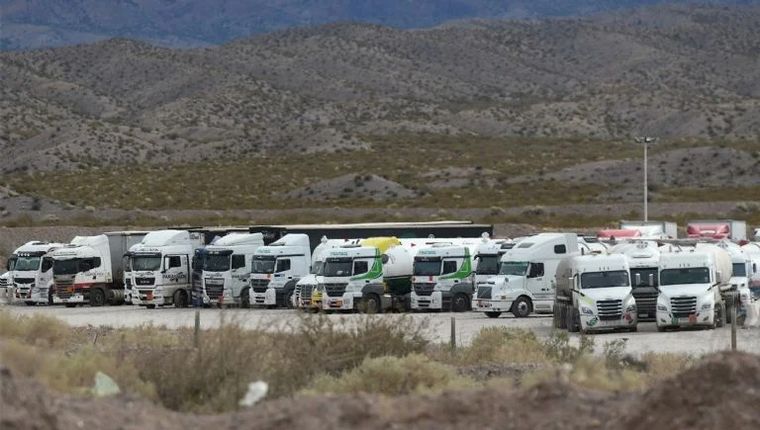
(330, 300, 343, 307)
(146, 292, 153, 300)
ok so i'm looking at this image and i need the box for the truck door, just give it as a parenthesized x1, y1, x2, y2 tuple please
(163, 255, 187, 288)
(275, 258, 292, 282)
(526, 262, 551, 299)
(40, 257, 54, 290)
(231, 254, 248, 297)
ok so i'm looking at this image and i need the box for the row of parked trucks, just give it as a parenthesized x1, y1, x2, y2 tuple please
(2, 220, 759, 335)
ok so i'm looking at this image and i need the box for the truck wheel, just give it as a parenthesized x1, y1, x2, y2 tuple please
(240, 288, 250, 309)
(146, 304, 156, 309)
(451, 293, 469, 313)
(628, 326, 638, 333)
(285, 291, 294, 309)
(511, 296, 531, 318)
(65, 303, 76, 308)
(174, 290, 189, 308)
(716, 303, 726, 328)
(485, 311, 501, 319)
(657, 325, 666, 332)
(90, 288, 106, 307)
(48, 289, 54, 305)
(566, 306, 579, 333)
(362, 293, 382, 314)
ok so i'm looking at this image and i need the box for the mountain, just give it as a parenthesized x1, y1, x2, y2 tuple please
(2, 4, 760, 173)
(2, 0, 758, 50)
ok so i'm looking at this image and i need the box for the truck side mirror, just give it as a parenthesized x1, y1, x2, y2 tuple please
(648, 273, 655, 287)
(635, 273, 641, 286)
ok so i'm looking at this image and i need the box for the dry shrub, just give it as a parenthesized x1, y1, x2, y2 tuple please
(457, 327, 549, 365)
(305, 353, 475, 396)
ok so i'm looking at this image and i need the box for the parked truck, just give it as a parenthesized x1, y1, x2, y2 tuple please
(320, 237, 419, 313)
(200, 233, 264, 306)
(553, 253, 637, 333)
(292, 238, 358, 310)
(51, 232, 147, 307)
(687, 220, 747, 241)
(698, 241, 751, 323)
(608, 240, 660, 321)
(249, 234, 311, 308)
(620, 220, 678, 239)
(474, 233, 579, 318)
(410, 240, 485, 312)
(129, 230, 203, 308)
(655, 245, 730, 331)
(10, 241, 65, 305)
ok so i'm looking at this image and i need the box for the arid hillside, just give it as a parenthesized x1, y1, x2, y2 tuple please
(2, 4, 760, 174)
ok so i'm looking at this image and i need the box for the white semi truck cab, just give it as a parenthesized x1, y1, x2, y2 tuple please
(474, 233, 578, 318)
(51, 232, 146, 307)
(9, 241, 65, 305)
(129, 230, 201, 308)
(609, 240, 660, 321)
(249, 234, 311, 308)
(410, 242, 479, 312)
(554, 254, 637, 333)
(320, 237, 412, 313)
(201, 233, 264, 306)
(656, 247, 729, 331)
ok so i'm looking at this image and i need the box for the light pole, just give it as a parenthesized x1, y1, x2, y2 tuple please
(634, 137, 657, 222)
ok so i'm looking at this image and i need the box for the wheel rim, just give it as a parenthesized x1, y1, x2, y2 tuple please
(454, 296, 466, 311)
(517, 301, 529, 315)
(367, 297, 378, 313)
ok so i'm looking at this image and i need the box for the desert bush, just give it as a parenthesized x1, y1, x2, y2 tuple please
(306, 353, 474, 395)
(455, 327, 549, 365)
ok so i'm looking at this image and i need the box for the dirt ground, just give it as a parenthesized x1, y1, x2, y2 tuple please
(3, 352, 760, 430)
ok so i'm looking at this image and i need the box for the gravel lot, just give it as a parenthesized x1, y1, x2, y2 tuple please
(3, 304, 757, 356)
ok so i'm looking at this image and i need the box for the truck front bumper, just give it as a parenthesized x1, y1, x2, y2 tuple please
(582, 314, 637, 331)
(324, 292, 359, 310)
(132, 289, 168, 306)
(473, 298, 513, 313)
(251, 288, 277, 306)
(411, 291, 443, 310)
(656, 309, 714, 328)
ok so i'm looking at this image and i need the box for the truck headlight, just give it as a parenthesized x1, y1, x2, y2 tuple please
(580, 306, 594, 315)
(701, 303, 712, 310)
(154, 287, 163, 295)
(657, 304, 668, 311)
(625, 304, 636, 312)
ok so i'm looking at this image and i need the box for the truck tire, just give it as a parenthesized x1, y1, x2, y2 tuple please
(716, 302, 726, 328)
(485, 311, 501, 319)
(48, 289, 54, 305)
(362, 293, 382, 314)
(557, 303, 567, 329)
(284, 290, 295, 309)
(511, 296, 531, 318)
(240, 288, 250, 309)
(90, 288, 106, 307)
(451, 293, 469, 312)
(174, 290, 189, 308)
(566, 306, 579, 333)
(65, 303, 76, 308)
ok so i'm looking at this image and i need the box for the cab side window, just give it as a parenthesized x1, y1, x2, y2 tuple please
(231, 255, 246, 270)
(442, 260, 458, 274)
(41, 258, 53, 272)
(554, 245, 567, 254)
(276, 259, 291, 273)
(168, 256, 182, 268)
(353, 260, 369, 275)
(528, 263, 544, 278)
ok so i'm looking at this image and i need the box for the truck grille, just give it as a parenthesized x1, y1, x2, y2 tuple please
(596, 299, 623, 320)
(297, 284, 314, 305)
(125, 278, 132, 288)
(204, 279, 224, 300)
(135, 277, 155, 286)
(14, 277, 35, 285)
(632, 291, 657, 314)
(251, 278, 270, 293)
(0, 277, 8, 288)
(413, 283, 435, 296)
(56, 285, 74, 299)
(324, 283, 347, 297)
(477, 286, 492, 299)
(670, 296, 697, 318)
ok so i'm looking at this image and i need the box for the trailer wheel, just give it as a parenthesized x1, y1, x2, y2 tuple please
(716, 302, 726, 328)
(566, 306, 579, 333)
(362, 293, 382, 314)
(90, 288, 106, 307)
(511, 296, 532, 318)
(174, 290, 189, 308)
(485, 311, 501, 319)
(451, 293, 469, 312)
(240, 288, 250, 309)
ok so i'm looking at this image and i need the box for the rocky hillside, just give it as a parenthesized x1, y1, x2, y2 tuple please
(2, 4, 760, 173)
(1, 0, 732, 50)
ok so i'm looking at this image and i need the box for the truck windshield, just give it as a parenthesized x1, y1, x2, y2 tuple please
(323, 258, 353, 277)
(500, 261, 529, 276)
(476, 255, 499, 275)
(581, 270, 630, 289)
(14, 256, 41, 271)
(131, 256, 162, 271)
(414, 257, 441, 276)
(203, 254, 231, 272)
(732, 263, 747, 277)
(253, 256, 276, 274)
(631, 267, 658, 288)
(53, 259, 79, 275)
(660, 268, 710, 286)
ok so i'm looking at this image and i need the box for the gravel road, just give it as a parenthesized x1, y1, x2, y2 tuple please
(3, 304, 757, 356)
